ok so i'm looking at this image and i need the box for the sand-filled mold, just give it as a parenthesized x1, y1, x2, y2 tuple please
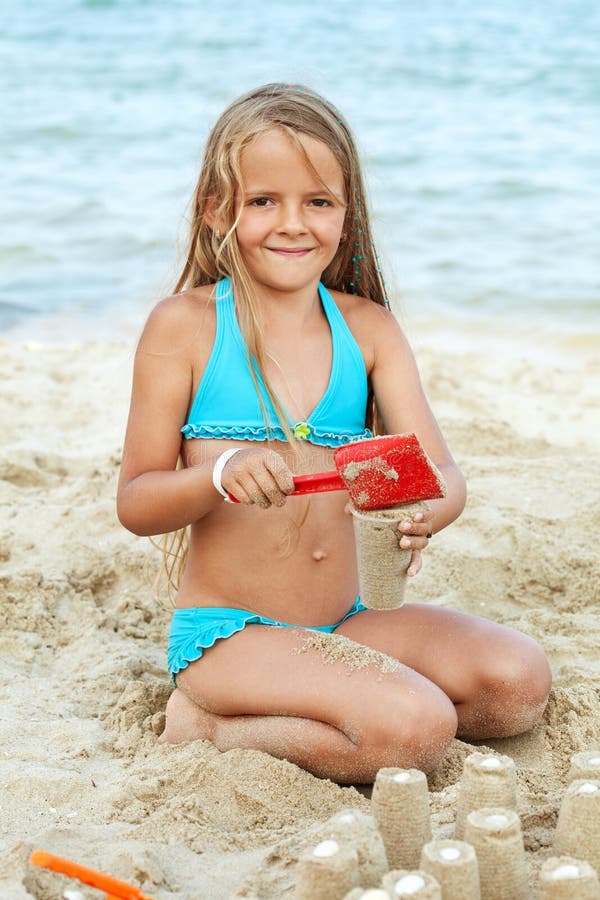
(351, 504, 428, 609)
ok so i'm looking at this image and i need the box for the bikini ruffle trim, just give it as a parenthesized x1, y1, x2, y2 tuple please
(167, 616, 266, 681)
(180, 423, 372, 447)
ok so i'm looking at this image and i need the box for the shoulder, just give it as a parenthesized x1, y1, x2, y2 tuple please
(328, 289, 411, 372)
(137, 284, 217, 360)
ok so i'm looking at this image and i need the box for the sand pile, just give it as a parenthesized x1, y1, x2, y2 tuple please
(0, 323, 598, 898)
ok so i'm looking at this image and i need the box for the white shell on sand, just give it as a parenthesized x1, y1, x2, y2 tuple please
(313, 839, 340, 858)
(439, 847, 461, 861)
(395, 874, 426, 893)
(549, 864, 581, 880)
(478, 757, 503, 769)
(482, 813, 510, 828)
(576, 782, 599, 794)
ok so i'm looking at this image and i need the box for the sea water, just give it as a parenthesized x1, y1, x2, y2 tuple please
(2, 0, 599, 340)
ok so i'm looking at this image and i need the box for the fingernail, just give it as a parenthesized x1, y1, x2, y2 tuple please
(400, 537, 411, 549)
(401, 521, 411, 531)
(415, 513, 424, 521)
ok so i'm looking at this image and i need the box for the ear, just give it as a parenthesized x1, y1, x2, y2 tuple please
(202, 196, 218, 231)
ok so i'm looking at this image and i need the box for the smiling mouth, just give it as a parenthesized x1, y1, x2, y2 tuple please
(267, 247, 315, 256)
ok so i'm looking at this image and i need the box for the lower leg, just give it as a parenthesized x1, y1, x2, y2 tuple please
(160, 687, 453, 783)
(455, 687, 550, 741)
(162, 688, 367, 782)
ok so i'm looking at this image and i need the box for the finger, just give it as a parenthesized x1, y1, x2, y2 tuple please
(248, 461, 288, 508)
(407, 549, 422, 577)
(264, 451, 295, 495)
(221, 460, 268, 506)
(399, 519, 433, 538)
(225, 478, 253, 505)
(224, 453, 287, 508)
(410, 503, 433, 526)
(399, 534, 430, 551)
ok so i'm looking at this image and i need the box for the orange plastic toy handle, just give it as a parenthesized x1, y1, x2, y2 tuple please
(29, 850, 156, 900)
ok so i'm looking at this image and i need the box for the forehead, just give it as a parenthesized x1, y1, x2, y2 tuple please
(239, 128, 344, 191)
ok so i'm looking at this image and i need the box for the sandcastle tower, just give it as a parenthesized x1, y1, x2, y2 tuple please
(371, 768, 432, 868)
(567, 750, 600, 783)
(351, 503, 427, 608)
(295, 839, 359, 899)
(381, 870, 442, 898)
(420, 839, 481, 899)
(537, 856, 600, 899)
(552, 779, 600, 874)
(315, 808, 389, 888)
(463, 808, 528, 900)
(454, 752, 518, 839)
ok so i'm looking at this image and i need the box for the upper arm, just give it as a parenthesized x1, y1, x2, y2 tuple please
(117, 294, 211, 491)
(365, 304, 456, 469)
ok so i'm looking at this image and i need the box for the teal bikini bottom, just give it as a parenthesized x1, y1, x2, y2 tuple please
(167, 597, 367, 684)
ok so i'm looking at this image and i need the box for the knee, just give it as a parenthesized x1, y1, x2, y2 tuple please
(479, 634, 552, 732)
(366, 689, 458, 774)
(403, 696, 458, 772)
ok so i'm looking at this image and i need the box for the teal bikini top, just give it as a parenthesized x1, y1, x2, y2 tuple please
(181, 277, 372, 448)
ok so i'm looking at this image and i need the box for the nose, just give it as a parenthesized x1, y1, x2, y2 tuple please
(276, 201, 308, 236)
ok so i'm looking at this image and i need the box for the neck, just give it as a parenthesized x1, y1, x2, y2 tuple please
(253, 279, 323, 330)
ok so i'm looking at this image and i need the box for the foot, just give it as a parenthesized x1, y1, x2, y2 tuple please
(158, 687, 218, 744)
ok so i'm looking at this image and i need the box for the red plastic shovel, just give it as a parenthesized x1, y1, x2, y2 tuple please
(228, 432, 446, 510)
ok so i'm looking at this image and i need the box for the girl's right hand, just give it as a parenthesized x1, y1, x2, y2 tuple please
(221, 448, 295, 508)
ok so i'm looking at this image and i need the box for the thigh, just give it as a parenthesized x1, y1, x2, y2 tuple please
(175, 622, 447, 734)
(335, 604, 542, 703)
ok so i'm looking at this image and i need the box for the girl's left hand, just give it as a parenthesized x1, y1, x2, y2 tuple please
(345, 502, 434, 578)
(397, 504, 434, 577)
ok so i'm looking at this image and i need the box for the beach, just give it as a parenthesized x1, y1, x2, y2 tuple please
(1, 319, 598, 898)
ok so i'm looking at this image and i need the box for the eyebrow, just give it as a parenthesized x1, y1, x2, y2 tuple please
(244, 188, 346, 202)
(245, 188, 335, 195)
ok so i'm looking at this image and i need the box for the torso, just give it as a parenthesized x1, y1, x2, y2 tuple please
(175, 282, 377, 625)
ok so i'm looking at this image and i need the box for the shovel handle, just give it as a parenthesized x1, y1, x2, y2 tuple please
(29, 850, 155, 900)
(227, 470, 344, 503)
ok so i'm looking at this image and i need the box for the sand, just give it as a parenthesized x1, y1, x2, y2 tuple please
(0, 319, 598, 898)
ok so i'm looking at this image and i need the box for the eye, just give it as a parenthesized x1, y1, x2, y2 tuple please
(310, 198, 331, 207)
(249, 197, 272, 207)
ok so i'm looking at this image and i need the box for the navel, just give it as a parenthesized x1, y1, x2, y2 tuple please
(312, 548, 327, 562)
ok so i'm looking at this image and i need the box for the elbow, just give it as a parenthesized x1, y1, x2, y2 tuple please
(440, 462, 467, 523)
(116, 491, 152, 537)
(117, 503, 143, 537)
(456, 468, 467, 516)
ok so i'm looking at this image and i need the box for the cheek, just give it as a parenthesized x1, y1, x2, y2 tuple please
(321, 213, 346, 241)
(235, 217, 260, 246)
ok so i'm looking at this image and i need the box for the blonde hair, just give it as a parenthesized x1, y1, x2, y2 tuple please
(158, 82, 389, 600)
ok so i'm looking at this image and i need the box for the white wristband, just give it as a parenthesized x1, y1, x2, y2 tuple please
(212, 448, 242, 502)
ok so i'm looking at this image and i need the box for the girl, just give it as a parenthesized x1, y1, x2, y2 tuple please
(117, 83, 551, 784)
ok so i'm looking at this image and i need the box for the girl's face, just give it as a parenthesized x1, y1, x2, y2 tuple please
(234, 128, 347, 297)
